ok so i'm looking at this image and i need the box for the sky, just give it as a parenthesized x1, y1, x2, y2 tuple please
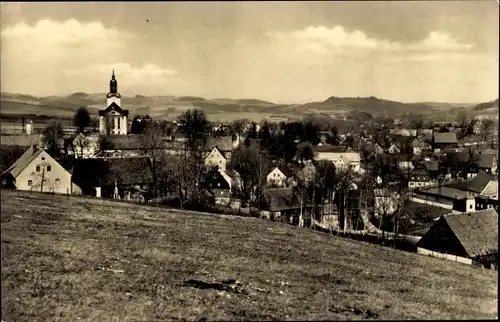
(1, 1, 498, 104)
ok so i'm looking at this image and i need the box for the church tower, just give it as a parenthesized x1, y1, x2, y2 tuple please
(99, 70, 129, 136)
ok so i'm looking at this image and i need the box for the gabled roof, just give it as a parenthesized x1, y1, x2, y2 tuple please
(98, 102, 129, 116)
(1, 145, 44, 178)
(477, 153, 496, 169)
(205, 136, 233, 152)
(433, 132, 457, 144)
(422, 160, 439, 172)
(445, 172, 497, 194)
(446, 151, 470, 163)
(203, 168, 231, 190)
(262, 187, 313, 212)
(312, 145, 348, 153)
(443, 209, 498, 257)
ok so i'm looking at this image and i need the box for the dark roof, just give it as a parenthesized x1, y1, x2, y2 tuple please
(1, 145, 44, 178)
(106, 135, 143, 150)
(446, 151, 470, 163)
(205, 136, 233, 152)
(477, 153, 496, 169)
(446, 172, 497, 193)
(411, 166, 431, 177)
(98, 102, 129, 117)
(277, 164, 296, 178)
(422, 160, 439, 172)
(72, 157, 153, 188)
(262, 187, 313, 212)
(433, 132, 457, 144)
(312, 145, 348, 153)
(443, 209, 498, 257)
(203, 168, 231, 190)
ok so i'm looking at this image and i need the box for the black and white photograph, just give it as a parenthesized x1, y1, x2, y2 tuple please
(0, 1, 498, 320)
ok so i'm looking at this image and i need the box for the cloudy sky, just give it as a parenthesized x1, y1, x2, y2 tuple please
(1, 2, 498, 103)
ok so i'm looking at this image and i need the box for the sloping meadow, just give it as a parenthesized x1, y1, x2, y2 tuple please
(1, 190, 497, 321)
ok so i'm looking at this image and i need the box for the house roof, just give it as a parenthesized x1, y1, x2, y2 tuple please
(411, 138, 427, 148)
(390, 129, 417, 137)
(314, 151, 361, 163)
(203, 168, 231, 190)
(262, 187, 312, 212)
(312, 145, 348, 153)
(205, 136, 233, 152)
(477, 153, 496, 169)
(433, 132, 457, 144)
(98, 102, 129, 117)
(1, 145, 44, 178)
(446, 151, 470, 164)
(411, 167, 431, 177)
(446, 172, 497, 194)
(72, 156, 153, 188)
(419, 186, 468, 200)
(422, 160, 439, 172)
(443, 209, 498, 257)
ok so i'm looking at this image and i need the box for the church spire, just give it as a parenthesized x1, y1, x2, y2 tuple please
(109, 70, 117, 94)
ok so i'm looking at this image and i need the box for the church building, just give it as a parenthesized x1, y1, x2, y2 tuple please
(99, 71, 129, 135)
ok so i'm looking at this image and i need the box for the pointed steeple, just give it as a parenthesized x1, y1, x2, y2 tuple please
(109, 70, 117, 93)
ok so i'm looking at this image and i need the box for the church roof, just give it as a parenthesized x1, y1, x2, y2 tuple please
(99, 102, 129, 117)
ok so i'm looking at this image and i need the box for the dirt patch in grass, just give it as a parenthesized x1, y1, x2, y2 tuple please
(1, 190, 498, 321)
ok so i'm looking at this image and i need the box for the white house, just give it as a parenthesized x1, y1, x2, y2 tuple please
(387, 144, 401, 154)
(1, 145, 80, 194)
(204, 147, 227, 171)
(266, 166, 293, 187)
(313, 149, 361, 172)
(99, 70, 129, 135)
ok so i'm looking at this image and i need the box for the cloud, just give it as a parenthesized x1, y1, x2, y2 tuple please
(1, 19, 189, 96)
(64, 62, 191, 95)
(266, 26, 474, 60)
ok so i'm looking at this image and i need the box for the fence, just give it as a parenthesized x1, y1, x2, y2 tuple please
(417, 247, 472, 265)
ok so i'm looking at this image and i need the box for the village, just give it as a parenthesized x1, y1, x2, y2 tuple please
(1, 71, 498, 271)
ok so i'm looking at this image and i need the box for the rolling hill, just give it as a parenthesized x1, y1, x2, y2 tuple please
(0, 92, 496, 123)
(1, 190, 497, 321)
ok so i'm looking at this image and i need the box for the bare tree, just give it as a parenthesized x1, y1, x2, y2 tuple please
(73, 134, 90, 159)
(480, 119, 494, 145)
(42, 122, 64, 157)
(139, 124, 165, 198)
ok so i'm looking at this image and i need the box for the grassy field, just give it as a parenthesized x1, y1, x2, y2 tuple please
(1, 190, 497, 321)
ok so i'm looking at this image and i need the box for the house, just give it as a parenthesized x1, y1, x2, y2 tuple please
(203, 167, 231, 206)
(475, 196, 499, 212)
(389, 129, 417, 137)
(266, 165, 294, 188)
(432, 132, 458, 153)
(476, 153, 497, 175)
(392, 154, 414, 172)
(66, 133, 100, 159)
(387, 143, 401, 154)
(1, 145, 79, 194)
(374, 188, 401, 216)
(99, 71, 129, 135)
(295, 160, 317, 187)
(408, 165, 435, 189)
(416, 209, 498, 268)
(204, 147, 228, 171)
(373, 143, 384, 155)
(446, 172, 498, 200)
(204, 136, 233, 160)
(458, 135, 484, 148)
(312, 147, 361, 172)
(71, 156, 153, 200)
(260, 187, 314, 225)
(99, 135, 144, 157)
(411, 138, 430, 155)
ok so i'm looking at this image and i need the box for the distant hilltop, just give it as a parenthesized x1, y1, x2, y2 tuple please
(0, 91, 496, 123)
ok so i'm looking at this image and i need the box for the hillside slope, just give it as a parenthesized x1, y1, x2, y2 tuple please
(0, 92, 486, 123)
(1, 190, 497, 321)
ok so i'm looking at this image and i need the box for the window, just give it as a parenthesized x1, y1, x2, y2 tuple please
(28, 180, 32, 186)
(55, 178, 60, 185)
(47, 166, 51, 172)
(2, 178, 6, 185)
(469, 204, 473, 209)
(36, 165, 40, 172)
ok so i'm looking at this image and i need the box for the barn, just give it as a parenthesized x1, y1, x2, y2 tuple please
(416, 209, 498, 269)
